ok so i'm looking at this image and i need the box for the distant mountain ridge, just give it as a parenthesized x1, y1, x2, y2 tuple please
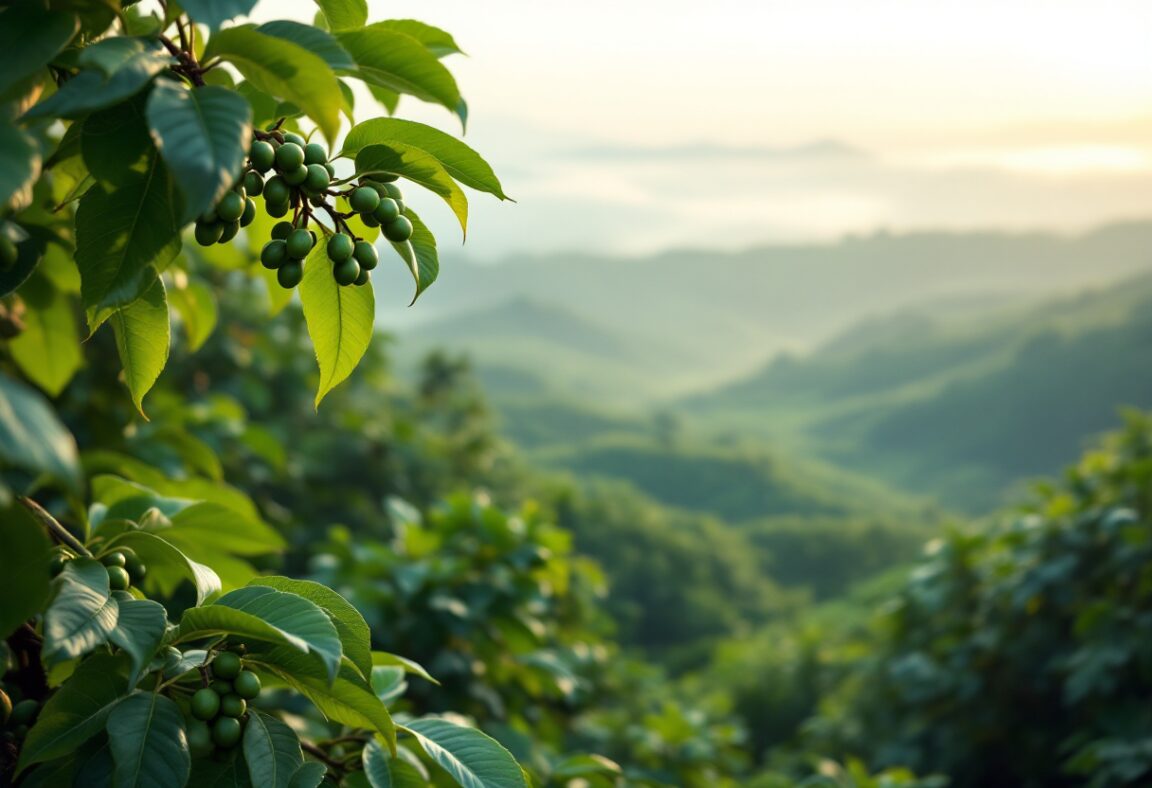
(399, 221, 1152, 401)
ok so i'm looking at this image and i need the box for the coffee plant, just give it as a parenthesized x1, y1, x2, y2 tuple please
(0, 0, 525, 785)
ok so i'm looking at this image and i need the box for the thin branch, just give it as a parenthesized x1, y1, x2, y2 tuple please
(301, 741, 348, 775)
(18, 497, 91, 557)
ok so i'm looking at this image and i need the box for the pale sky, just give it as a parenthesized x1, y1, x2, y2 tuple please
(260, 1, 1152, 259)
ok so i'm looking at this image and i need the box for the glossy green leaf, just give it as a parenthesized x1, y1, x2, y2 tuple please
(371, 20, 464, 58)
(179, 586, 341, 681)
(387, 208, 438, 304)
(314, 0, 367, 32)
(0, 503, 52, 640)
(257, 21, 354, 71)
(0, 120, 42, 211)
(355, 143, 468, 235)
(110, 275, 169, 417)
(371, 666, 406, 703)
(299, 241, 375, 407)
(9, 272, 82, 397)
(43, 559, 120, 665)
(249, 646, 396, 750)
(167, 274, 218, 352)
(166, 501, 285, 555)
(146, 79, 253, 223)
(403, 718, 528, 788)
(0, 4, 78, 96)
(250, 577, 373, 680)
(205, 28, 341, 144)
(288, 763, 328, 788)
(108, 596, 167, 688)
(0, 372, 81, 492)
(17, 653, 130, 774)
(76, 156, 181, 331)
(81, 94, 154, 188)
(178, 0, 257, 30)
(190, 755, 253, 787)
(243, 711, 303, 788)
(364, 740, 426, 788)
(342, 118, 508, 199)
(24, 40, 170, 120)
(336, 26, 463, 121)
(371, 652, 440, 686)
(109, 530, 221, 606)
(106, 692, 191, 788)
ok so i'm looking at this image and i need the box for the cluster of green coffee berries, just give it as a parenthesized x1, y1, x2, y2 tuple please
(1, 688, 39, 745)
(187, 649, 262, 755)
(49, 547, 147, 591)
(191, 125, 417, 290)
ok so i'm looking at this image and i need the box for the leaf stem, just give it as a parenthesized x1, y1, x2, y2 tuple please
(302, 741, 349, 775)
(18, 497, 91, 557)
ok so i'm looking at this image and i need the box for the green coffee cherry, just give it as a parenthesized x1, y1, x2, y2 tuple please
(213, 651, 242, 680)
(353, 241, 378, 271)
(381, 183, 403, 200)
(240, 198, 256, 228)
(10, 699, 39, 726)
(233, 671, 261, 700)
(277, 259, 304, 288)
(212, 716, 242, 748)
(219, 694, 246, 718)
(333, 257, 360, 286)
(191, 688, 220, 721)
(106, 565, 130, 591)
(194, 222, 223, 246)
(326, 233, 354, 262)
(271, 221, 294, 240)
(324, 162, 336, 178)
(266, 201, 290, 218)
(261, 240, 288, 269)
(282, 132, 307, 148)
(219, 221, 240, 244)
(243, 171, 264, 196)
(361, 213, 381, 228)
(217, 192, 245, 223)
(249, 141, 276, 172)
(383, 216, 414, 243)
(373, 198, 400, 223)
(349, 187, 380, 214)
(283, 165, 309, 186)
(199, 206, 219, 224)
(354, 268, 369, 286)
(304, 163, 330, 194)
(125, 556, 147, 584)
(275, 142, 305, 172)
(209, 679, 232, 696)
(304, 142, 328, 165)
(286, 229, 314, 259)
(101, 551, 126, 568)
(188, 720, 214, 758)
(263, 176, 290, 206)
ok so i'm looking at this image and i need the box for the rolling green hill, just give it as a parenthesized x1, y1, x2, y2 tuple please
(397, 222, 1152, 400)
(687, 272, 1152, 511)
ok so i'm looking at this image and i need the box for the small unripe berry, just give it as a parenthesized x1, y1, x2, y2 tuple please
(278, 259, 303, 288)
(213, 651, 243, 680)
(106, 565, 130, 591)
(219, 693, 246, 718)
(282, 132, 307, 147)
(353, 241, 378, 271)
(217, 192, 245, 223)
(188, 720, 213, 758)
(243, 171, 264, 197)
(333, 257, 360, 286)
(266, 201, 290, 218)
(261, 240, 288, 269)
(326, 233, 354, 262)
(283, 164, 309, 186)
(233, 671, 261, 700)
(303, 163, 330, 194)
(304, 142, 328, 165)
(212, 717, 242, 748)
(263, 176, 290, 206)
(249, 141, 275, 172)
(101, 551, 126, 568)
(354, 268, 369, 286)
(349, 187, 380, 214)
(286, 228, 314, 259)
(194, 221, 223, 246)
(219, 221, 240, 244)
(275, 142, 305, 172)
(373, 198, 400, 224)
(240, 198, 256, 227)
(383, 216, 414, 243)
(191, 688, 220, 721)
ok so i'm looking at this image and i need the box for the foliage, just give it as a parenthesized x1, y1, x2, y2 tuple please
(818, 412, 1152, 787)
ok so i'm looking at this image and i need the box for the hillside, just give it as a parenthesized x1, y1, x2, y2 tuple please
(687, 272, 1152, 511)
(394, 222, 1152, 399)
